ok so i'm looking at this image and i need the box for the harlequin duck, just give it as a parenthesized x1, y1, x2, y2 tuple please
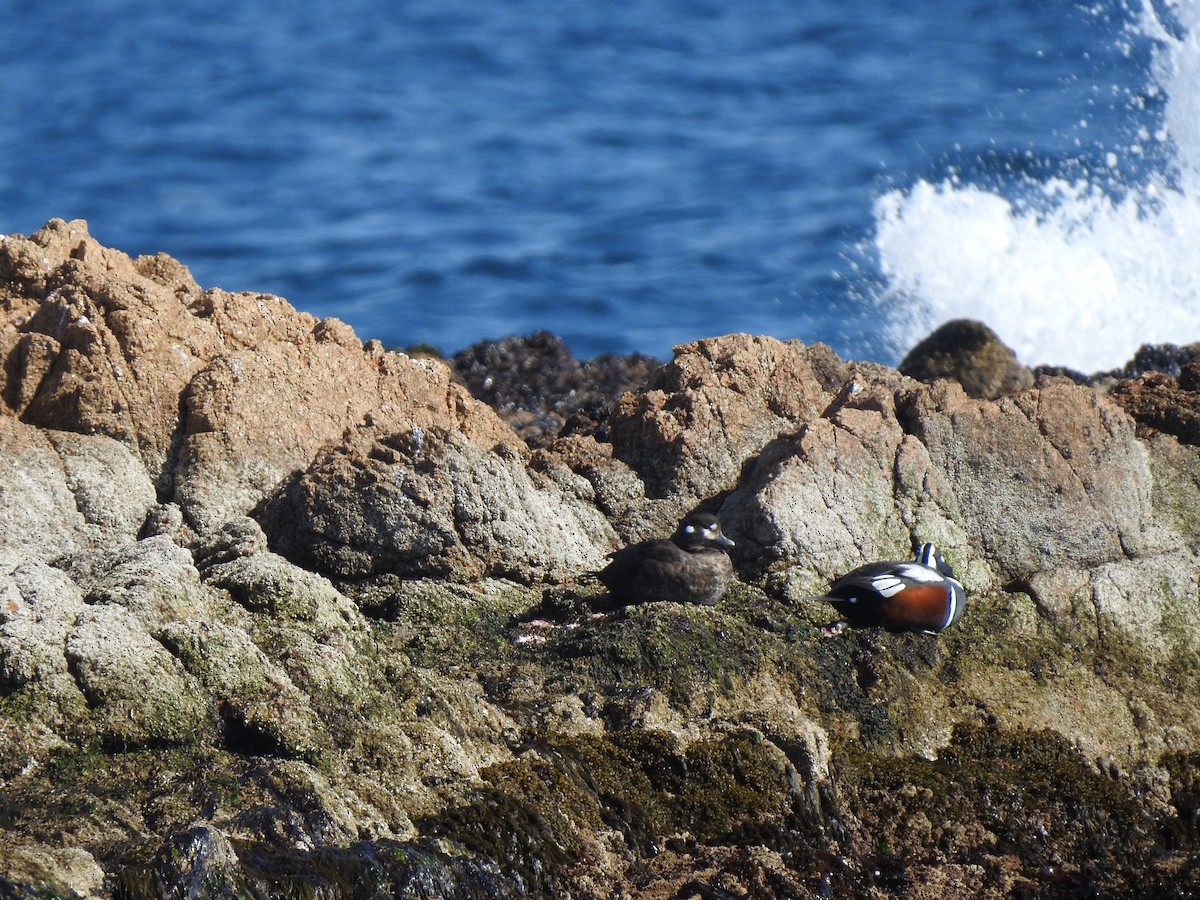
(598, 512, 735, 606)
(819, 543, 965, 636)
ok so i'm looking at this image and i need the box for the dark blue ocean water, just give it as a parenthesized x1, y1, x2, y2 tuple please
(1, 0, 1189, 369)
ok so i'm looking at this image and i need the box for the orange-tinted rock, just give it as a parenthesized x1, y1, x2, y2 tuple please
(607, 334, 847, 510)
(1109, 359, 1200, 446)
(0, 219, 519, 532)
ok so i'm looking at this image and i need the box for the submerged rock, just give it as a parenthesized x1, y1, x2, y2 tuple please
(3, 222, 1200, 897)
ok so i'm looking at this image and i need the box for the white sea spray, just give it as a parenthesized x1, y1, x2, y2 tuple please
(875, 0, 1200, 372)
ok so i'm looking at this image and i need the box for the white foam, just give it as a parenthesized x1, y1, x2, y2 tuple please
(875, 0, 1200, 372)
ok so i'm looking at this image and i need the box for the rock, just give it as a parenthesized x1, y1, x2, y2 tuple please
(0, 417, 157, 570)
(121, 826, 245, 900)
(64, 603, 212, 748)
(0, 417, 90, 568)
(722, 380, 916, 580)
(533, 433, 661, 543)
(6, 221, 1200, 896)
(899, 318, 1035, 398)
(449, 331, 662, 443)
(0, 842, 106, 900)
(722, 370, 1165, 653)
(46, 431, 157, 539)
(1109, 358, 1200, 445)
(191, 515, 270, 567)
(900, 377, 1154, 580)
(261, 424, 614, 583)
(1023, 547, 1200, 660)
(140, 501, 193, 544)
(176, 322, 519, 531)
(157, 620, 327, 761)
(202, 547, 361, 632)
(1, 220, 211, 483)
(1035, 341, 1200, 387)
(1, 219, 519, 536)
(607, 334, 848, 516)
(57, 535, 214, 629)
(0, 562, 91, 722)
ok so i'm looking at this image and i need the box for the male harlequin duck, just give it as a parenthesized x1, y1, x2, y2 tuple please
(597, 512, 735, 606)
(819, 543, 965, 636)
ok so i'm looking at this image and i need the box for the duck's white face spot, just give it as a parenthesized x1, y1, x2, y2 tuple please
(703, 524, 719, 539)
(684, 524, 696, 534)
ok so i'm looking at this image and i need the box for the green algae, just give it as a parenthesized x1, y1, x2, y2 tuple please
(350, 577, 530, 673)
(6, 557, 1200, 895)
(547, 590, 777, 710)
(419, 729, 796, 894)
(840, 723, 1161, 892)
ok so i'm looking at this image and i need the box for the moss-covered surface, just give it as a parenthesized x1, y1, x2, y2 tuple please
(353, 575, 1200, 895)
(416, 729, 799, 895)
(1145, 434, 1200, 540)
(840, 724, 1171, 896)
(4, 565, 1200, 897)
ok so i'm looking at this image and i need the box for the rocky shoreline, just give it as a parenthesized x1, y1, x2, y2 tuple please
(3, 219, 1200, 897)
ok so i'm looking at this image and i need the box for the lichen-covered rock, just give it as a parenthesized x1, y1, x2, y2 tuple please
(0, 417, 92, 568)
(1023, 547, 1200, 660)
(157, 619, 328, 761)
(607, 334, 848, 511)
(175, 318, 520, 531)
(57, 535, 214, 629)
(47, 430, 157, 539)
(723, 369, 1166, 648)
(0, 418, 159, 571)
(64, 603, 211, 747)
(0, 841, 106, 900)
(532, 432, 670, 544)
(201, 544, 361, 632)
(0, 562, 91, 724)
(262, 424, 614, 583)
